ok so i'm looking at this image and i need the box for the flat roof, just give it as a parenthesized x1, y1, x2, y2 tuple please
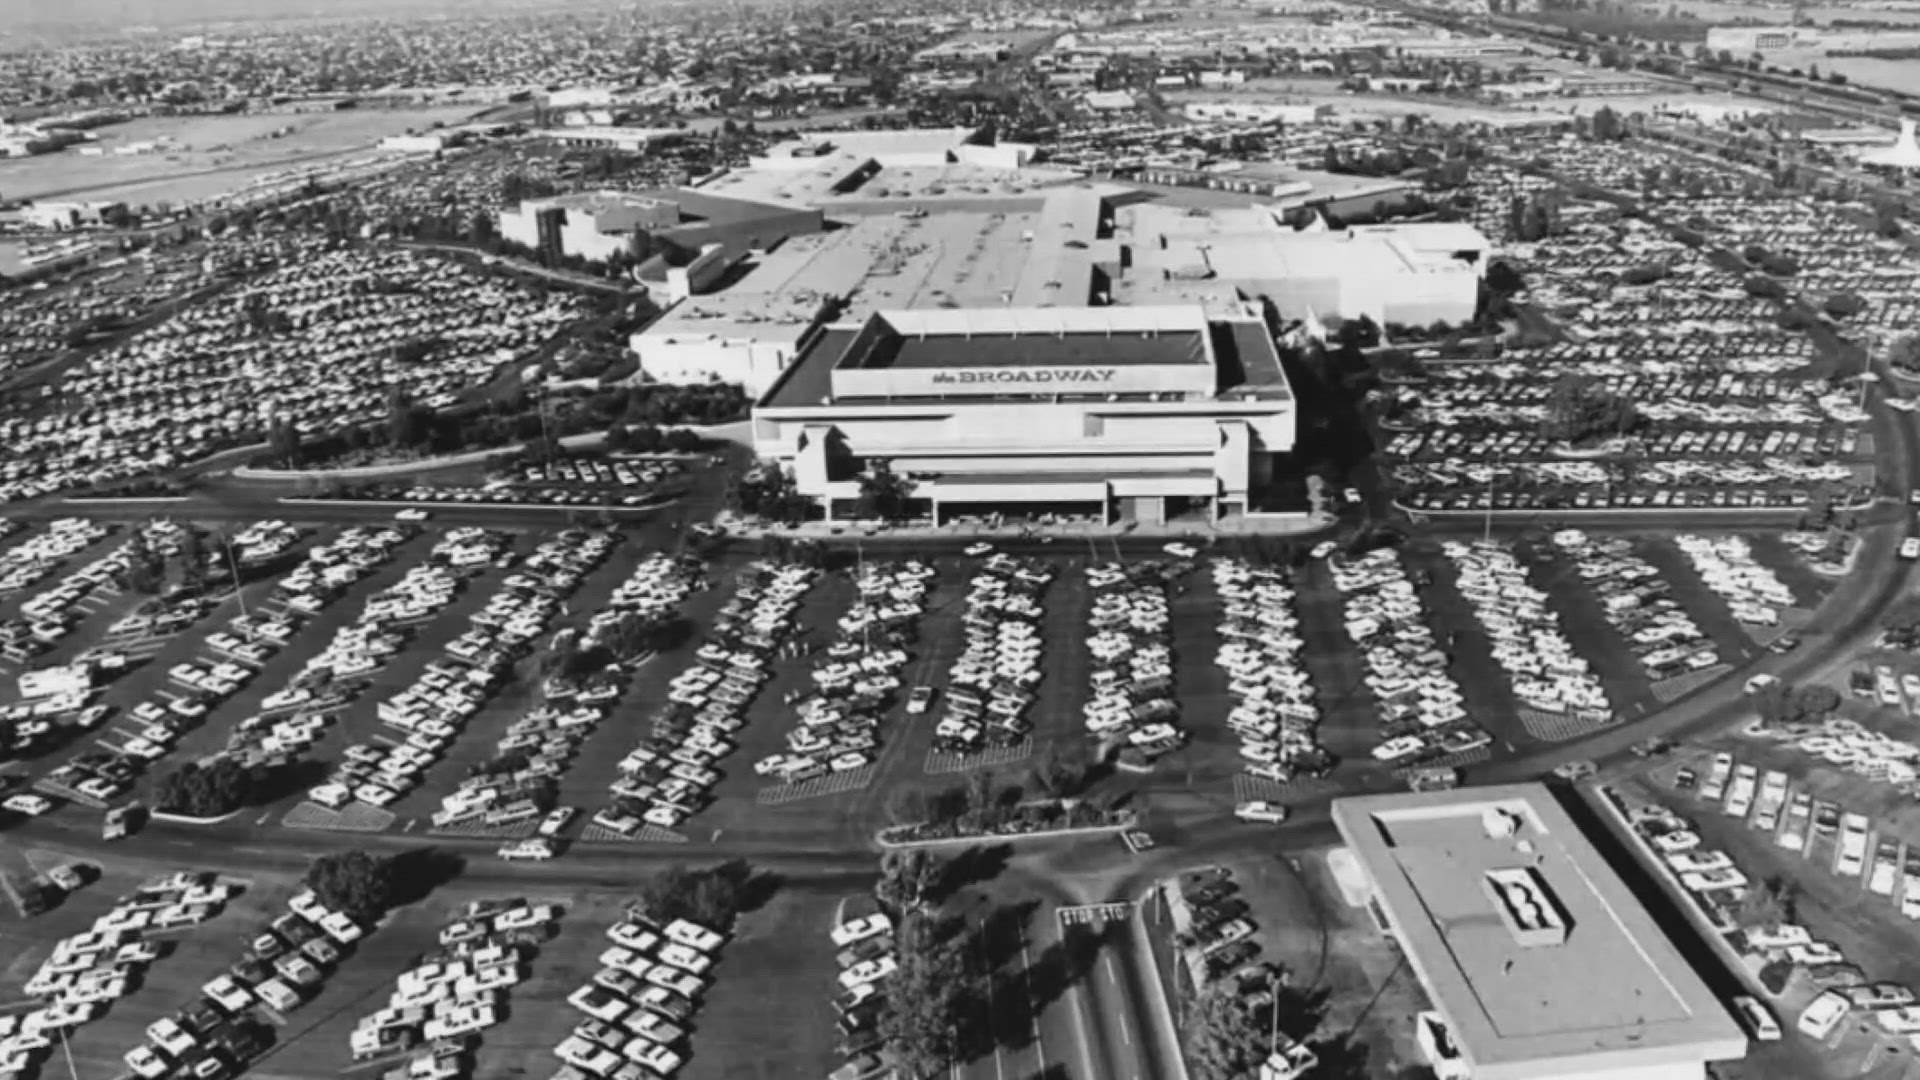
(1331, 784, 1745, 1078)
(857, 329, 1205, 371)
(758, 304, 1291, 410)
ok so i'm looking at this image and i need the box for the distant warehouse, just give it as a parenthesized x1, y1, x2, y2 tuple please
(1330, 784, 1747, 1080)
(752, 304, 1294, 526)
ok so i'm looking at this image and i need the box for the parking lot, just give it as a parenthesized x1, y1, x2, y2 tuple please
(1612, 755, 1920, 1080)
(0, 242, 588, 505)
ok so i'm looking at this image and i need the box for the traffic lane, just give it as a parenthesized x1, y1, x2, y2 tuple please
(1066, 916, 1146, 1080)
(951, 898, 1083, 1080)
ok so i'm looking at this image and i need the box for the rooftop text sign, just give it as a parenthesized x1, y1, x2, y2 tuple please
(833, 363, 1212, 399)
(932, 367, 1118, 387)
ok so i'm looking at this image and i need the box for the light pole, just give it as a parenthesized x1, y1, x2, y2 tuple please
(222, 534, 251, 628)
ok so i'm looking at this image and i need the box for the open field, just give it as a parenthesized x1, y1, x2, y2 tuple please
(1768, 52, 1920, 97)
(0, 106, 484, 205)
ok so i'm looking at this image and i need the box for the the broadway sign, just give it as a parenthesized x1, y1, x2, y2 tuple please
(930, 368, 1119, 386)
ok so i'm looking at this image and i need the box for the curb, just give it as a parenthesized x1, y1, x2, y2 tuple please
(149, 808, 246, 825)
(275, 496, 678, 514)
(1131, 886, 1194, 1080)
(62, 496, 191, 504)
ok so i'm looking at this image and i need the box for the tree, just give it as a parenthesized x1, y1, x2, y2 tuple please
(875, 849, 943, 916)
(1589, 104, 1625, 141)
(880, 913, 973, 1079)
(1184, 975, 1271, 1080)
(855, 459, 916, 521)
(1890, 334, 1920, 375)
(1739, 874, 1798, 929)
(154, 757, 254, 817)
(305, 851, 396, 921)
(1028, 741, 1092, 801)
(1824, 291, 1866, 320)
(1540, 373, 1642, 447)
(268, 417, 301, 469)
(1485, 260, 1526, 298)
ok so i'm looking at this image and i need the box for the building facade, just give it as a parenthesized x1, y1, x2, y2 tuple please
(752, 304, 1295, 524)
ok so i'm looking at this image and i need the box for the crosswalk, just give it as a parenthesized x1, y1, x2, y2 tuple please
(925, 740, 1034, 776)
(1056, 902, 1134, 927)
(581, 824, 689, 844)
(1398, 746, 1491, 775)
(428, 818, 537, 840)
(1652, 664, 1731, 703)
(281, 801, 396, 833)
(756, 766, 876, 805)
(1517, 708, 1615, 744)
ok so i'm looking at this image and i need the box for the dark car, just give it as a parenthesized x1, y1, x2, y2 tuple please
(1185, 881, 1235, 907)
(1673, 767, 1698, 792)
(1205, 940, 1260, 974)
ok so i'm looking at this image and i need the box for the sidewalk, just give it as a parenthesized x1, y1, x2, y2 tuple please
(710, 509, 1336, 542)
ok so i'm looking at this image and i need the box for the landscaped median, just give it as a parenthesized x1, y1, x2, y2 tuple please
(876, 801, 1136, 848)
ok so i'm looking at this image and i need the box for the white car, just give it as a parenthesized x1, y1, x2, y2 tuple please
(1234, 800, 1288, 824)
(831, 913, 893, 948)
(497, 839, 555, 861)
(395, 509, 431, 522)
(1164, 542, 1198, 559)
(3, 794, 52, 817)
(537, 807, 577, 838)
(964, 543, 995, 557)
(1734, 995, 1781, 1041)
(1904, 539, 1920, 562)
(664, 919, 724, 953)
(124, 1046, 170, 1079)
(838, 956, 898, 990)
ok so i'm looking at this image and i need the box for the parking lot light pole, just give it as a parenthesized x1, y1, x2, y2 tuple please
(222, 535, 250, 628)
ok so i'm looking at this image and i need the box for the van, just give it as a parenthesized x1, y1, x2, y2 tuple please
(483, 800, 541, 827)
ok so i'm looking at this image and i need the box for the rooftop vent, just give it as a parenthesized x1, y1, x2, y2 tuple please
(1482, 866, 1569, 948)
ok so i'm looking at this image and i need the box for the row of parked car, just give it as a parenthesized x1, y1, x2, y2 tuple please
(1084, 559, 1186, 766)
(1620, 794, 1917, 1048)
(1763, 711, 1920, 795)
(351, 899, 559, 1072)
(1674, 534, 1797, 628)
(1443, 539, 1609, 719)
(556, 908, 728, 1079)
(220, 526, 417, 768)
(929, 555, 1051, 755)
(826, 908, 897, 1079)
(1554, 530, 1720, 683)
(1334, 550, 1490, 768)
(313, 531, 612, 812)
(3, 867, 215, 1077)
(3, 520, 179, 666)
(36, 532, 285, 806)
(0, 517, 109, 596)
(117, 874, 366, 1080)
(1, 245, 587, 504)
(454, 557, 708, 848)
(1212, 558, 1331, 785)
(760, 559, 933, 785)
(599, 561, 816, 836)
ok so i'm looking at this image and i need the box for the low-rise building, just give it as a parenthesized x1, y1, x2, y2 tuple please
(1330, 784, 1747, 1080)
